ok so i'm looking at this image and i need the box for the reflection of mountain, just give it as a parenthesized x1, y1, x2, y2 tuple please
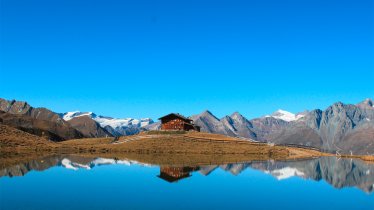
(200, 158, 374, 193)
(199, 165, 218, 176)
(1, 156, 373, 193)
(0, 156, 151, 177)
(218, 158, 374, 193)
(252, 158, 374, 193)
(0, 156, 61, 177)
(219, 163, 250, 175)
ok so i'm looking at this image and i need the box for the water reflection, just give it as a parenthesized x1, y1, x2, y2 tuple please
(158, 166, 199, 183)
(1, 155, 373, 193)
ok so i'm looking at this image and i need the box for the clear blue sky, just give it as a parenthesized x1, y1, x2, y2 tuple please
(1, 0, 373, 119)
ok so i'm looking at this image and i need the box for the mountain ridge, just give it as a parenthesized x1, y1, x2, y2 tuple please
(183, 99, 374, 154)
(1, 97, 373, 155)
(0, 99, 84, 141)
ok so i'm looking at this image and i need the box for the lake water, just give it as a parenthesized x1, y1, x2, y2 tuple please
(0, 156, 373, 210)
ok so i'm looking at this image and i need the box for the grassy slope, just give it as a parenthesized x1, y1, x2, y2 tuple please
(0, 124, 54, 150)
(56, 131, 326, 160)
(1, 129, 372, 165)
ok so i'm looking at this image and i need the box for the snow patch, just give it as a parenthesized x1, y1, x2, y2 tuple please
(265, 109, 304, 122)
(61, 158, 91, 170)
(94, 117, 152, 129)
(61, 158, 78, 170)
(265, 167, 305, 180)
(62, 111, 95, 121)
(92, 158, 116, 165)
(116, 160, 131, 165)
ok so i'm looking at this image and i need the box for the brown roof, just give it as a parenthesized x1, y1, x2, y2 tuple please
(158, 113, 192, 122)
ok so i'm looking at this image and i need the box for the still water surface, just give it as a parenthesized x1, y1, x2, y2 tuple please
(0, 156, 373, 210)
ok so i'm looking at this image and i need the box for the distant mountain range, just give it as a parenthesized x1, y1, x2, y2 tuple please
(189, 99, 374, 155)
(60, 111, 153, 136)
(188, 109, 309, 141)
(0, 97, 373, 155)
(0, 98, 152, 140)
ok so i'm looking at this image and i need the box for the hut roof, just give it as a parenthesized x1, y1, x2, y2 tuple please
(158, 113, 192, 122)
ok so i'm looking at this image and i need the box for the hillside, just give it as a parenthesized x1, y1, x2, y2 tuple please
(0, 124, 53, 149)
(0, 98, 154, 140)
(0, 127, 325, 160)
(0, 111, 83, 141)
(0, 99, 84, 141)
(55, 131, 328, 162)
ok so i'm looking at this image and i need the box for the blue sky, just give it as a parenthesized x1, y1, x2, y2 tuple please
(1, 0, 373, 119)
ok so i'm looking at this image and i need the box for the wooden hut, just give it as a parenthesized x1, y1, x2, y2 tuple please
(158, 113, 200, 131)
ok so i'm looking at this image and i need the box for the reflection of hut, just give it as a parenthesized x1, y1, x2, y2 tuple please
(158, 113, 200, 131)
(158, 166, 199, 183)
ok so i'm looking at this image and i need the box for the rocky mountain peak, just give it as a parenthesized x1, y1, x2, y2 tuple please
(230, 111, 243, 119)
(196, 110, 220, 121)
(229, 112, 250, 125)
(201, 110, 214, 115)
(0, 98, 31, 115)
(363, 98, 373, 105)
(331, 101, 345, 108)
(358, 98, 374, 109)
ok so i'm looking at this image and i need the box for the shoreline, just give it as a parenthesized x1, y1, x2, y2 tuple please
(1, 130, 373, 167)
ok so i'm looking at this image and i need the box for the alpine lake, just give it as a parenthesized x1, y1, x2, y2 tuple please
(0, 155, 373, 210)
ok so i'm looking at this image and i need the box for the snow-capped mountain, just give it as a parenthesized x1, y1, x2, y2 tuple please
(62, 111, 97, 121)
(61, 111, 154, 136)
(94, 116, 153, 129)
(270, 100, 374, 154)
(265, 109, 305, 122)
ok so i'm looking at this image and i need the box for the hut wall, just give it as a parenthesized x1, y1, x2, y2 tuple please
(161, 118, 185, 130)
